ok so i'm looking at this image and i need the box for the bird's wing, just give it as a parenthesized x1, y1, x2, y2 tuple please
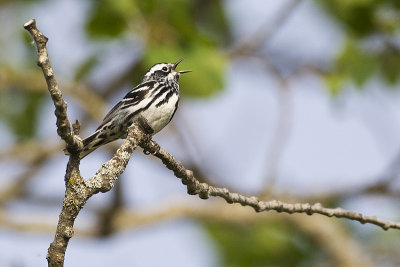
(95, 81, 157, 130)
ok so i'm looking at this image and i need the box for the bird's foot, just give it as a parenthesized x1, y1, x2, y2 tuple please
(143, 139, 160, 155)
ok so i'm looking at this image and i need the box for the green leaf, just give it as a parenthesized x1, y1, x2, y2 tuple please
(82, 0, 231, 98)
(192, 0, 231, 46)
(328, 39, 378, 93)
(316, 0, 378, 37)
(316, 0, 400, 37)
(327, 37, 400, 93)
(325, 73, 345, 96)
(380, 48, 400, 85)
(130, 0, 231, 46)
(336, 39, 377, 87)
(86, 0, 133, 38)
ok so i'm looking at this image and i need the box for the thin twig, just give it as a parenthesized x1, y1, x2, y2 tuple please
(141, 140, 400, 231)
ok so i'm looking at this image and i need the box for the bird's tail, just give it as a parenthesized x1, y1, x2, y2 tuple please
(64, 130, 112, 159)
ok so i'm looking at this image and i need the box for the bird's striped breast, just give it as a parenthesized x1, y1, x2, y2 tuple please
(119, 81, 179, 133)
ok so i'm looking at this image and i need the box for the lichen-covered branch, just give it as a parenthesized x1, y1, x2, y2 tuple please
(23, 19, 80, 152)
(84, 125, 146, 196)
(141, 140, 400, 231)
(46, 124, 145, 266)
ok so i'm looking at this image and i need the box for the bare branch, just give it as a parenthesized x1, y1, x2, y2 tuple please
(141, 140, 400, 231)
(23, 19, 81, 152)
(260, 75, 293, 194)
(227, 0, 301, 57)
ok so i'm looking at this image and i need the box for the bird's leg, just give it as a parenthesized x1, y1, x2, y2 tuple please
(136, 115, 154, 135)
(64, 120, 83, 156)
(135, 116, 159, 155)
(144, 140, 160, 155)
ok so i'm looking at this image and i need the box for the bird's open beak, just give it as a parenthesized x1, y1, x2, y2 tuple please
(173, 58, 191, 74)
(178, 70, 191, 74)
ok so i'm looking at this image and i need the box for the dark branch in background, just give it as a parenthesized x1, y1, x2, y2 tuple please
(0, 154, 47, 204)
(259, 65, 292, 194)
(227, 0, 301, 57)
(226, 1, 301, 195)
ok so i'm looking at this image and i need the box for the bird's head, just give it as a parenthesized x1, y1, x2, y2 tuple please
(142, 59, 191, 84)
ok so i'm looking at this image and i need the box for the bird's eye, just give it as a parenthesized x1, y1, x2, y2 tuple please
(162, 67, 168, 72)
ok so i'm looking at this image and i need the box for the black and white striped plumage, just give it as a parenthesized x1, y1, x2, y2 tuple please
(79, 59, 190, 159)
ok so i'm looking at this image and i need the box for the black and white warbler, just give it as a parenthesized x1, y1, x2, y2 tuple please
(78, 59, 190, 159)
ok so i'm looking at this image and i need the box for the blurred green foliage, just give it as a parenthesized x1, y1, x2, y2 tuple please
(317, 0, 400, 94)
(203, 219, 325, 266)
(4, 0, 400, 139)
(0, 90, 45, 140)
(85, 0, 230, 97)
(86, 0, 129, 38)
(2, 0, 230, 142)
(317, 0, 400, 37)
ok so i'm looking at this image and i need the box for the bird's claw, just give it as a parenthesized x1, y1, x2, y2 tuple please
(142, 139, 160, 155)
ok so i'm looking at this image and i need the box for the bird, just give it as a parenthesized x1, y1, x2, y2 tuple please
(77, 59, 190, 159)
